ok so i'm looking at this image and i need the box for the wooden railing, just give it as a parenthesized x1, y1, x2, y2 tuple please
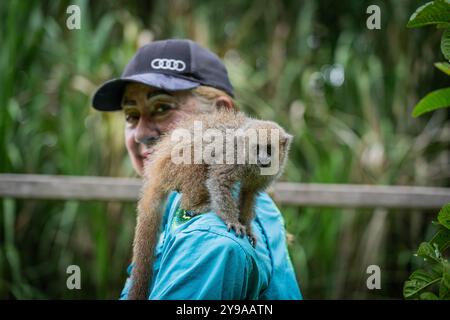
(1, 174, 449, 209)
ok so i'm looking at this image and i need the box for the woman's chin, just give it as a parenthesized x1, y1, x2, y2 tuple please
(133, 153, 155, 176)
(132, 158, 145, 176)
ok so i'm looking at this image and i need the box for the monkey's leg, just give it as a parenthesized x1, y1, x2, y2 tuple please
(238, 188, 258, 247)
(129, 185, 167, 300)
(206, 168, 246, 237)
(179, 187, 210, 214)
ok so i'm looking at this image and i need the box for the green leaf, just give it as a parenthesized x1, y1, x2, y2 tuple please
(412, 87, 450, 117)
(439, 261, 450, 299)
(417, 242, 441, 262)
(438, 203, 450, 229)
(430, 228, 450, 251)
(437, 22, 450, 28)
(435, 62, 450, 75)
(403, 268, 442, 298)
(407, 0, 450, 28)
(420, 292, 439, 299)
(441, 29, 450, 60)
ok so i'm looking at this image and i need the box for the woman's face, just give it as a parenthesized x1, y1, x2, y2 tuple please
(122, 82, 200, 176)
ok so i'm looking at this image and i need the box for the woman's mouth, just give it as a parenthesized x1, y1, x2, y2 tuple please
(141, 149, 155, 160)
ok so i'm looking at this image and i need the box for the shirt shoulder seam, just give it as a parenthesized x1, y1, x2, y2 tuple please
(175, 227, 254, 262)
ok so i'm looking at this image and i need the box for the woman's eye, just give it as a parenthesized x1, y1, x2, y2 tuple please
(125, 114, 139, 123)
(153, 103, 174, 115)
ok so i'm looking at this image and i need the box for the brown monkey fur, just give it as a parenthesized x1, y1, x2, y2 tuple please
(128, 109, 292, 300)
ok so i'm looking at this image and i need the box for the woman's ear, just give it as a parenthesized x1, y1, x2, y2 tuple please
(214, 96, 234, 110)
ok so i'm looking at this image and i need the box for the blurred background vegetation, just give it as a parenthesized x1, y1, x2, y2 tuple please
(0, 0, 449, 299)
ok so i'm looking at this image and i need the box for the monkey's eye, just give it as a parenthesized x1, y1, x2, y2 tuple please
(256, 144, 271, 155)
(266, 145, 272, 156)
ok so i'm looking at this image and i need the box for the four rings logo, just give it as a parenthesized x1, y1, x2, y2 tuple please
(151, 58, 186, 72)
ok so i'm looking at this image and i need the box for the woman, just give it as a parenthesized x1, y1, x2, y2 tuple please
(92, 39, 302, 299)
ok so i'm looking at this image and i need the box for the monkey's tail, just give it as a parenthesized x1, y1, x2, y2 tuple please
(128, 184, 167, 300)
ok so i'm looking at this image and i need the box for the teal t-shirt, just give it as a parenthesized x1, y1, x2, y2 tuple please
(120, 191, 302, 300)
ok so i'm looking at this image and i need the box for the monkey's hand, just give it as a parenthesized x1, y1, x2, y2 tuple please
(246, 227, 257, 248)
(226, 221, 256, 247)
(225, 221, 244, 235)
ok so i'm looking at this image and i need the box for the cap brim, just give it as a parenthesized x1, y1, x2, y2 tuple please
(92, 73, 200, 111)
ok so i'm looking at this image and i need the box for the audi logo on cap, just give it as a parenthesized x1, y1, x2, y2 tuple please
(151, 58, 186, 72)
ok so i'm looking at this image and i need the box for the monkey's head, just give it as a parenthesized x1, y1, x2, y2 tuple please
(243, 120, 293, 177)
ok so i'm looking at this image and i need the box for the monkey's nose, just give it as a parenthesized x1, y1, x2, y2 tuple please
(258, 160, 271, 168)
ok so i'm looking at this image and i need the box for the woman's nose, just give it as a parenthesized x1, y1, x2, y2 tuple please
(138, 135, 160, 145)
(134, 119, 161, 145)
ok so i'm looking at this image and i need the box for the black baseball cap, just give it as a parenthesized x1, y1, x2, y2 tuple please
(92, 39, 234, 111)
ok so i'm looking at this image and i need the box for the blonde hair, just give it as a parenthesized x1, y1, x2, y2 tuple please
(191, 86, 238, 112)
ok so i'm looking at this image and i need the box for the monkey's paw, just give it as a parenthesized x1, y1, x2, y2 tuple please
(226, 222, 247, 238)
(247, 233, 257, 248)
(226, 222, 257, 247)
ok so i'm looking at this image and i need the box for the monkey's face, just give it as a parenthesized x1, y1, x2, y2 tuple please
(256, 143, 272, 168)
(247, 121, 293, 176)
(122, 83, 202, 176)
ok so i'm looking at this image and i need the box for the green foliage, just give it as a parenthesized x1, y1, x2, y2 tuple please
(441, 28, 450, 60)
(434, 62, 450, 75)
(403, 204, 450, 299)
(409, 0, 450, 117)
(412, 88, 450, 116)
(438, 204, 450, 229)
(407, 0, 450, 28)
(404, 2, 450, 300)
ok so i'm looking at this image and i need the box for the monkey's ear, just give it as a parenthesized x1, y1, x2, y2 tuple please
(282, 133, 294, 146)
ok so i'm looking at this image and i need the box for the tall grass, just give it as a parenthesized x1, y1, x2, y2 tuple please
(0, 0, 448, 299)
